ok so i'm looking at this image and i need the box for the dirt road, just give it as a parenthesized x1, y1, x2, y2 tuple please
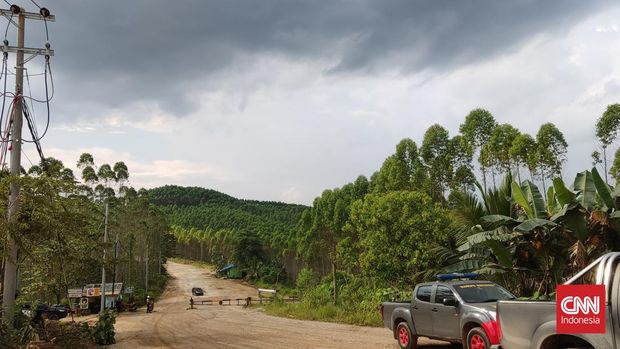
(111, 261, 456, 349)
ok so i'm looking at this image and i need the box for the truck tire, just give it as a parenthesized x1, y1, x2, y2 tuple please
(466, 327, 490, 349)
(396, 322, 418, 349)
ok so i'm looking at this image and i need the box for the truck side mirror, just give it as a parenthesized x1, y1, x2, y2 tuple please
(443, 298, 458, 307)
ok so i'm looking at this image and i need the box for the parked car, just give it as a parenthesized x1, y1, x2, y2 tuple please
(381, 273, 515, 349)
(192, 287, 204, 296)
(22, 303, 68, 321)
(495, 252, 620, 349)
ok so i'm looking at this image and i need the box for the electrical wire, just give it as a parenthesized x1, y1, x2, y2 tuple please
(4, 14, 12, 39)
(28, 0, 41, 9)
(22, 58, 53, 103)
(0, 52, 7, 131)
(0, 1, 53, 165)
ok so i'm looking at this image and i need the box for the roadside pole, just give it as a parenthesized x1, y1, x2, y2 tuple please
(100, 202, 109, 314)
(1, 5, 54, 327)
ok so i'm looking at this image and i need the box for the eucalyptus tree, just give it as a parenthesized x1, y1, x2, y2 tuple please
(610, 149, 620, 184)
(487, 124, 521, 179)
(449, 135, 474, 192)
(595, 104, 620, 183)
(459, 108, 498, 192)
(535, 123, 568, 194)
(371, 138, 425, 193)
(510, 133, 538, 183)
(421, 124, 453, 202)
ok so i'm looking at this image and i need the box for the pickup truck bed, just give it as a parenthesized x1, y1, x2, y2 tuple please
(497, 252, 620, 349)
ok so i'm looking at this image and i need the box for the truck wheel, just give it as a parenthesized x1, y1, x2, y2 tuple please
(466, 327, 490, 349)
(396, 322, 418, 349)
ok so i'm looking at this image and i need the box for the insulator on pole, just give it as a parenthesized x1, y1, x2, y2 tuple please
(39, 7, 50, 18)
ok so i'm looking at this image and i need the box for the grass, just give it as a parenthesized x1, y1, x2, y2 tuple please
(169, 257, 383, 327)
(264, 301, 383, 327)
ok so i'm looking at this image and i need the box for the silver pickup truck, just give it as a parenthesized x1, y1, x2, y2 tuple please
(496, 252, 620, 349)
(381, 274, 516, 349)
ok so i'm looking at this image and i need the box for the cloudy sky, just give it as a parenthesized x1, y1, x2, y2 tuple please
(4, 0, 620, 204)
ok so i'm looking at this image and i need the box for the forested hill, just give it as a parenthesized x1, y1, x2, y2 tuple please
(148, 185, 308, 238)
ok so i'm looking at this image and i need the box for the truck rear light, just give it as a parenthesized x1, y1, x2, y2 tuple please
(380, 304, 384, 319)
(482, 320, 500, 345)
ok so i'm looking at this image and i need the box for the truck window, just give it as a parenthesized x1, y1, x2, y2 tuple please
(453, 283, 515, 303)
(434, 286, 455, 304)
(416, 285, 432, 302)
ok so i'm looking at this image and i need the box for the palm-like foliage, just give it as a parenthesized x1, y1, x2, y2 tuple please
(443, 167, 619, 297)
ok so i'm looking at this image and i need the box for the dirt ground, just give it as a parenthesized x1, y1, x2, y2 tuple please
(110, 261, 457, 349)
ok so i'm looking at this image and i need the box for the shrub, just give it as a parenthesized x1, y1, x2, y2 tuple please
(91, 309, 116, 345)
(295, 268, 318, 291)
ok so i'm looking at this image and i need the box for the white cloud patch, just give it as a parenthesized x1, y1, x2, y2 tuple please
(280, 186, 303, 204)
(45, 147, 237, 190)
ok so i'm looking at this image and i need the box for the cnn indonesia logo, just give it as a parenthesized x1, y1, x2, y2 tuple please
(556, 285, 606, 334)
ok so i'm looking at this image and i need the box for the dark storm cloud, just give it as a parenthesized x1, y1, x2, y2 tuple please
(23, 0, 614, 117)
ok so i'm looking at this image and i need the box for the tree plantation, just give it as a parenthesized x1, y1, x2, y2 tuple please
(166, 104, 620, 324)
(2, 104, 620, 332)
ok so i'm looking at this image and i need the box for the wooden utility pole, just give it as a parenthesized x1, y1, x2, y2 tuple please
(0, 5, 54, 327)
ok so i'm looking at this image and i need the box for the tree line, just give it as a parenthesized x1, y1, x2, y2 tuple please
(291, 104, 620, 301)
(152, 104, 620, 305)
(0, 153, 173, 326)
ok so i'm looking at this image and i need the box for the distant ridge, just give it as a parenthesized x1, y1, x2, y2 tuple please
(148, 185, 307, 240)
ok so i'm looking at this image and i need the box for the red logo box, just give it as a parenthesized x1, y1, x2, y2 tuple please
(556, 284, 606, 334)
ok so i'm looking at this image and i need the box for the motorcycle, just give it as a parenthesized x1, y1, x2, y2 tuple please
(146, 302, 154, 313)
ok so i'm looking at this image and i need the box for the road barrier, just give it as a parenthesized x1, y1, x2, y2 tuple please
(189, 296, 299, 308)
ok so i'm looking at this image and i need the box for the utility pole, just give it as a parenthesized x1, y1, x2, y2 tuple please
(112, 231, 118, 302)
(145, 246, 149, 293)
(100, 202, 109, 314)
(1, 5, 54, 327)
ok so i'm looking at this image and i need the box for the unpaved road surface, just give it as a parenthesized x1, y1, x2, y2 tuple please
(111, 261, 456, 349)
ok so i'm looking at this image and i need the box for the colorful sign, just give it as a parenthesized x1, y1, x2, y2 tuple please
(85, 287, 100, 297)
(556, 284, 605, 334)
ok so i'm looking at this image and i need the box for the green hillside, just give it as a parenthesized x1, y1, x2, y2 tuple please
(148, 185, 308, 246)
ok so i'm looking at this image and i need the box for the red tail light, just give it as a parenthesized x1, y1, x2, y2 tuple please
(482, 319, 500, 345)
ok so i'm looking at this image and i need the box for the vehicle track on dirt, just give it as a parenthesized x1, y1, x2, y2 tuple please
(111, 261, 456, 349)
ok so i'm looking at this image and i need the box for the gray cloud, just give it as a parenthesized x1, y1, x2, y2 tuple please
(17, 0, 612, 118)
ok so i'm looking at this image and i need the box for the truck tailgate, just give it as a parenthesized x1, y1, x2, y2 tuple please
(497, 300, 556, 349)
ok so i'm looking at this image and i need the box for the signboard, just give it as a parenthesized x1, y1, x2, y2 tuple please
(68, 287, 83, 298)
(82, 283, 123, 297)
(102, 283, 123, 295)
(79, 297, 89, 310)
(85, 287, 100, 297)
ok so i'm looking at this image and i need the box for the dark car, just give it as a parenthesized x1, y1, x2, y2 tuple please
(191, 287, 204, 296)
(22, 303, 68, 321)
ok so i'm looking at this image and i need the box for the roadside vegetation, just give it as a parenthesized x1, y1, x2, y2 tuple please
(0, 153, 173, 347)
(162, 104, 620, 326)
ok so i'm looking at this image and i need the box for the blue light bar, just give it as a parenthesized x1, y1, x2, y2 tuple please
(435, 273, 479, 281)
